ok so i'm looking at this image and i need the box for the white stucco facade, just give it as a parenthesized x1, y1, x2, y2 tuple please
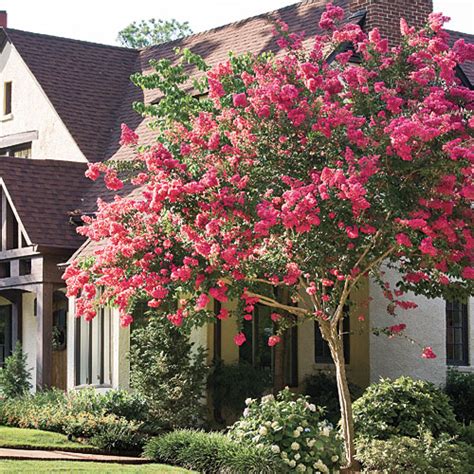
(370, 267, 473, 386)
(0, 42, 86, 162)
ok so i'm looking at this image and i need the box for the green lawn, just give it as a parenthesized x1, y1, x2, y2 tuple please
(0, 460, 192, 472)
(0, 426, 96, 452)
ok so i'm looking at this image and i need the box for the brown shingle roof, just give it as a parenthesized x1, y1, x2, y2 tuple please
(2, 28, 138, 162)
(0, 157, 90, 249)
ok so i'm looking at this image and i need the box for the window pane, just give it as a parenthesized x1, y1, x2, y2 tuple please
(4, 82, 11, 115)
(446, 300, 468, 365)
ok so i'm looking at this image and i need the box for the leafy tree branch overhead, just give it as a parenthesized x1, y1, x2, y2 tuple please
(117, 18, 192, 48)
(66, 3, 474, 467)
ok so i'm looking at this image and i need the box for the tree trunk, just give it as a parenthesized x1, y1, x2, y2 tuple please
(321, 323, 358, 471)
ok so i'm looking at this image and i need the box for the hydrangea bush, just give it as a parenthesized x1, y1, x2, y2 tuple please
(228, 388, 343, 472)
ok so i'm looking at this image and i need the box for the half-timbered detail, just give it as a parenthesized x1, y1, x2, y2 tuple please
(0, 157, 88, 389)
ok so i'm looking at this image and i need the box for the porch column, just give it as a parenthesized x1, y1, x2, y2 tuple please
(11, 290, 22, 346)
(36, 283, 53, 389)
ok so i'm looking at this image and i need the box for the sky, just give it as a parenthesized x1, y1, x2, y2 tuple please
(1, 0, 473, 46)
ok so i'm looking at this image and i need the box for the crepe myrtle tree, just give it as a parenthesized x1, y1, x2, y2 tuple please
(65, 4, 474, 468)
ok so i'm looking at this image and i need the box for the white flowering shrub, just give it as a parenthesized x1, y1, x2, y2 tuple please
(228, 388, 343, 472)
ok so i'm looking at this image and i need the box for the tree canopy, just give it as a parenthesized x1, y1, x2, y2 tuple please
(117, 18, 192, 48)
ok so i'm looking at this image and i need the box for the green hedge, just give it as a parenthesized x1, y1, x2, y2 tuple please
(0, 388, 147, 452)
(143, 429, 284, 473)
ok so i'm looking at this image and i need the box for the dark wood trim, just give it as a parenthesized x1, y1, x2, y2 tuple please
(0, 247, 38, 261)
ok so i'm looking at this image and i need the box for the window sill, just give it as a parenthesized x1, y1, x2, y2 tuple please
(0, 113, 13, 122)
(448, 365, 473, 373)
(73, 383, 113, 391)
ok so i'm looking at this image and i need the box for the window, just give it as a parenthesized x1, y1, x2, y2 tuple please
(239, 302, 298, 386)
(74, 305, 113, 386)
(315, 313, 350, 364)
(0, 142, 32, 158)
(446, 300, 469, 366)
(239, 304, 273, 370)
(4, 82, 11, 115)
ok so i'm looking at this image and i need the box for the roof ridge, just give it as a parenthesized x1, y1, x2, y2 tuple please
(446, 29, 474, 38)
(139, 0, 328, 54)
(3, 27, 138, 53)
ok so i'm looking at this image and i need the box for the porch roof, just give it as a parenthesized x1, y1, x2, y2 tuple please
(0, 157, 89, 250)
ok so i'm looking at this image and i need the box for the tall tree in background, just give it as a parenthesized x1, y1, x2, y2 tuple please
(67, 4, 474, 468)
(117, 18, 192, 48)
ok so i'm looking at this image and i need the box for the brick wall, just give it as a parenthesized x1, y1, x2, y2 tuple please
(350, 0, 433, 45)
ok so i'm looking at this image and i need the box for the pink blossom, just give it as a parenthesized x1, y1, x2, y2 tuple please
(388, 323, 406, 334)
(419, 237, 438, 257)
(234, 332, 246, 346)
(421, 346, 437, 359)
(119, 123, 138, 146)
(396, 233, 412, 247)
(346, 226, 359, 239)
(319, 2, 344, 30)
(271, 312, 281, 322)
(268, 335, 281, 347)
(462, 267, 474, 279)
(217, 308, 229, 320)
(120, 313, 133, 328)
(85, 163, 103, 181)
(195, 293, 210, 310)
(233, 93, 248, 107)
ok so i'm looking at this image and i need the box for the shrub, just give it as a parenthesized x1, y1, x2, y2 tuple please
(355, 432, 472, 473)
(63, 388, 148, 421)
(90, 419, 145, 453)
(208, 361, 271, 423)
(303, 370, 362, 425)
(0, 342, 32, 398)
(353, 376, 458, 439)
(143, 429, 284, 473)
(228, 388, 343, 472)
(445, 369, 474, 424)
(129, 314, 208, 430)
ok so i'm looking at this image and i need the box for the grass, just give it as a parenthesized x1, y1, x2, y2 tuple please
(0, 426, 96, 452)
(0, 460, 192, 472)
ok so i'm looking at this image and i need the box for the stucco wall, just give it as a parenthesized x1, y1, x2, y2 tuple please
(0, 42, 86, 162)
(369, 268, 473, 386)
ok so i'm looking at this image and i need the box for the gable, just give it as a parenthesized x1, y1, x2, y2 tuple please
(0, 41, 86, 162)
(2, 28, 138, 162)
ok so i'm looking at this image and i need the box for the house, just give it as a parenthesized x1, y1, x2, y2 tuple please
(0, 0, 472, 395)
